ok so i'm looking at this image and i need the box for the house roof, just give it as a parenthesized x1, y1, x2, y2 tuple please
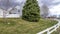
(7, 6, 20, 12)
(15, 6, 20, 9)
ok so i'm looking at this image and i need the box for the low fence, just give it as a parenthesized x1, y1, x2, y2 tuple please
(37, 20, 60, 34)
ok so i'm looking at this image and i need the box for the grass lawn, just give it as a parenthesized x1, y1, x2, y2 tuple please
(0, 18, 58, 34)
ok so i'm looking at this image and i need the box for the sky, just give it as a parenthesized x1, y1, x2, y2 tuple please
(38, 0, 60, 16)
(0, 0, 26, 10)
(0, 0, 60, 16)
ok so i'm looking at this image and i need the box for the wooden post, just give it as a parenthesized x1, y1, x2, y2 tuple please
(47, 31, 50, 34)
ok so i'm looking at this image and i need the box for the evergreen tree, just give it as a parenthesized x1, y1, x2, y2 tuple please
(22, 0, 40, 22)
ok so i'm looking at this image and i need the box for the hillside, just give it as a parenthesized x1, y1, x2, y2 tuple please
(0, 18, 58, 34)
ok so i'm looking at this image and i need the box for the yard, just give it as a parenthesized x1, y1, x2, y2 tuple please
(0, 18, 58, 34)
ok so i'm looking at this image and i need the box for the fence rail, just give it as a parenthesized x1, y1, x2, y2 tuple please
(37, 20, 60, 34)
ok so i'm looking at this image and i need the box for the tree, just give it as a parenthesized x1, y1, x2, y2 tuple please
(40, 3, 49, 18)
(22, 0, 40, 22)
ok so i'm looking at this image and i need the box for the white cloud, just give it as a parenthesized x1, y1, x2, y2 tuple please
(15, 0, 24, 3)
(52, 0, 60, 3)
(49, 4, 60, 15)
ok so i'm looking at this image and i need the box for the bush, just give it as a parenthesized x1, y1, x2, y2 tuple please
(22, 0, 40, 22)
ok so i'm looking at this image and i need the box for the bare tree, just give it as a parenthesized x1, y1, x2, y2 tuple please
(40, 3, 49, 18)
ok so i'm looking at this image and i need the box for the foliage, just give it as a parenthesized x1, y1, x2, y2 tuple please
(22, 0, 40, 22)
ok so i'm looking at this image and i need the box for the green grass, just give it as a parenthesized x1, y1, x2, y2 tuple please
(0, 18, 58, 34)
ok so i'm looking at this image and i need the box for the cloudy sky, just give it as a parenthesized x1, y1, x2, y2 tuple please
(38, 0, 60, 16)
(0, 0, 60, 16)
(0, 0, 26, 10)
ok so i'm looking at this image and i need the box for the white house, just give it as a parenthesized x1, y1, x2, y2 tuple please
(0, 6, 22, 18)
(0, 4, 24, 18)
(0, 0, 26, 18)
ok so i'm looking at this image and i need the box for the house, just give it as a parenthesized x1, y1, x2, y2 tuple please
(0, 8, 4, 18)
(0, 0, 26, 18)
(0, 6, 22, 18)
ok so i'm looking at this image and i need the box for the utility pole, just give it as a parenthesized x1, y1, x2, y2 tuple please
(3, 0, 10, 23)
(6, 0, 10, 10)
(3, 0, 10, 18)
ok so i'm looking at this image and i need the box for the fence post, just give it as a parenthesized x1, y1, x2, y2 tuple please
(54, 25, 57, 31)
(47, 30, 50, 34)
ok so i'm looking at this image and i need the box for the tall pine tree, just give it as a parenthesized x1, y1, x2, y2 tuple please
(22, 0, 40, 22)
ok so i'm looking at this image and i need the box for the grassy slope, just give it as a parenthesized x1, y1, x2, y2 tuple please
(0, 18, 58, 34)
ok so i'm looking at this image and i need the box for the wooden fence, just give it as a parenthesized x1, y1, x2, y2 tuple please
(37, 19, 60, 34)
